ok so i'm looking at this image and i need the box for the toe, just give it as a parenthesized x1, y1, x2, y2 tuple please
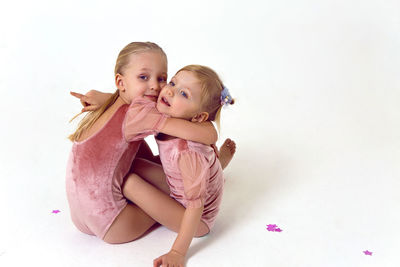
(231, 142, 236, 152)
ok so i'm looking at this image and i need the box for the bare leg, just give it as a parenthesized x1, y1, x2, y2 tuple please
(218, 138, 236, 169)
(103, 156, 208, 244)
(131, 158, 170, 195)
(123, 173, 209, 237)
(103, 203, 156, 244)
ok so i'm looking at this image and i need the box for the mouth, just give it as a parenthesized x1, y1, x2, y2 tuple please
(161, 96, 170, 107)
(144, 95, 158, 102)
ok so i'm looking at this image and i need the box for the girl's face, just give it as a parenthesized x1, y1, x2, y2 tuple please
(116, 51, 167, 103)
(157, 70, 204, 121)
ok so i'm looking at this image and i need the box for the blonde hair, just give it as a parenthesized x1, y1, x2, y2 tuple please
(177, 65, 234, 130)
(68, 42, 167, 142)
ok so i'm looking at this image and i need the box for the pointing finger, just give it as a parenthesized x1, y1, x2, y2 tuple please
(70, 91, 85, 99)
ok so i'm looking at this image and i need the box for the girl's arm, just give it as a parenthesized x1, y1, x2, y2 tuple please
(70, 90, 112, 112)
(160, 119, 218, 145)
(153, 205, 204, 267)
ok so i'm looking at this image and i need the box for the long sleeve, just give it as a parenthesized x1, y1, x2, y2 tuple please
(123, 97, 168, 142)
(177, 150, 209, 209)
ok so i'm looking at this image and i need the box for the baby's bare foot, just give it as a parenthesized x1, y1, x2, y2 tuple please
(219, 138, 236, 169)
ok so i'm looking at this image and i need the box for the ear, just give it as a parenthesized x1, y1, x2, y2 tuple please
(115, 73, 125, 92)
(191, 112, 209, 123)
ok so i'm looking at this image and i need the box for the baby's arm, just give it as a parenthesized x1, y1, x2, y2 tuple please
(160, 119, 218, 145)
(71, 90, 161, 163)
(72, 90, 218, 145)
(124, 98, 217, 146)
(154, 206, 204, 267)
(153, 150, 209, 266)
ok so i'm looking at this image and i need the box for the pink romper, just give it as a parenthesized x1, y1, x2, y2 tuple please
(65, 98, 167, 239)
(156, 138, 224, 232)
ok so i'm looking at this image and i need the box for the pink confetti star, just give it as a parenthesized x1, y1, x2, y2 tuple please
(52, 210, 61, 214)
(363, 250, 372, 256)
(266, 224, 283, 232)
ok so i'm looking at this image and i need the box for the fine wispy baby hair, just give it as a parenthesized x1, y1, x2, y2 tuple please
(176, 65, 234, 130)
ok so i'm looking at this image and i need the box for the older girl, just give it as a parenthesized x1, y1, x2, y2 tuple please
(66, 42, 218, 243)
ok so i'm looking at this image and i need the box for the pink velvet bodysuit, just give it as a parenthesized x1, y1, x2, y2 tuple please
(66, 98, 167, 239)
(156, 138, 224, 232)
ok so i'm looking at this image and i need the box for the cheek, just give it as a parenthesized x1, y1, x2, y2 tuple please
(178, 102, 193, 115)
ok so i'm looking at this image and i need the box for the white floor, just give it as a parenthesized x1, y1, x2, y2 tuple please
(1, 1, 399, 266)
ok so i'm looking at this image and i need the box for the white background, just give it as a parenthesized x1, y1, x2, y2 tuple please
(0, 0, 399, 266)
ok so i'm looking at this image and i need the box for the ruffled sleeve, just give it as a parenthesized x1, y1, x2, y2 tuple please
(123, 97, 168, 142)
(178, 150, 209, 208)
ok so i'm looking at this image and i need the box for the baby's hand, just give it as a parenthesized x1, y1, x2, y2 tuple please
(153, 250, 185, 267)
(70, 90, 108, 112)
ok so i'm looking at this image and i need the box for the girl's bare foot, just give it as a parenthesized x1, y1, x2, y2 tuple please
(219, 138, 236, 169)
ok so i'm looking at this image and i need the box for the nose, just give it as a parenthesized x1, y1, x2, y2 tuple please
(165, 87, 173, 96)
(150, 79, 161, 92)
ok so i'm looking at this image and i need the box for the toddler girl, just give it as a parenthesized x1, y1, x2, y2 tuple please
(66, 42, 218, 244)
(120, 65, 235, 266)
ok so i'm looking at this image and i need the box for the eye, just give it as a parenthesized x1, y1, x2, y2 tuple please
(158, 77, 167, 83)
(180, 90, 188, 98)
(139, 75, 148, 80)
(169, 81, 175, 86)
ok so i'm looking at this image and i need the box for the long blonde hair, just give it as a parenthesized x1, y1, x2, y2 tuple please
(177, 65, 234, 130)
(68, 42, 167, 142)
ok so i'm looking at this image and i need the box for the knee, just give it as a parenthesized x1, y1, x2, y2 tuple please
(103, 233, 121, 244)
(194, 223, 210, 237)
(103, 238, 119, 245)
(103, 225, 142, 245)
(103, 236, 139, 245)
(194, 232, 209, 238)
(194, 230, 209, 238)
(122, 173, 141, 195)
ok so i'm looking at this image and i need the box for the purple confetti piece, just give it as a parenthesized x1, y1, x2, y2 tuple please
(266, 224, 283, 232)
(52, 210, 61, 214)
(363, 250, 373, 256)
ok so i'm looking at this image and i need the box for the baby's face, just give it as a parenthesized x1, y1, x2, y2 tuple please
(157, 70, 203, 120)
(118, 51, 167, 103)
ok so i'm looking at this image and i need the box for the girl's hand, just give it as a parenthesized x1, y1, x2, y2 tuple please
(70, 90, 107, 112)
(153, 250, 185, 267)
